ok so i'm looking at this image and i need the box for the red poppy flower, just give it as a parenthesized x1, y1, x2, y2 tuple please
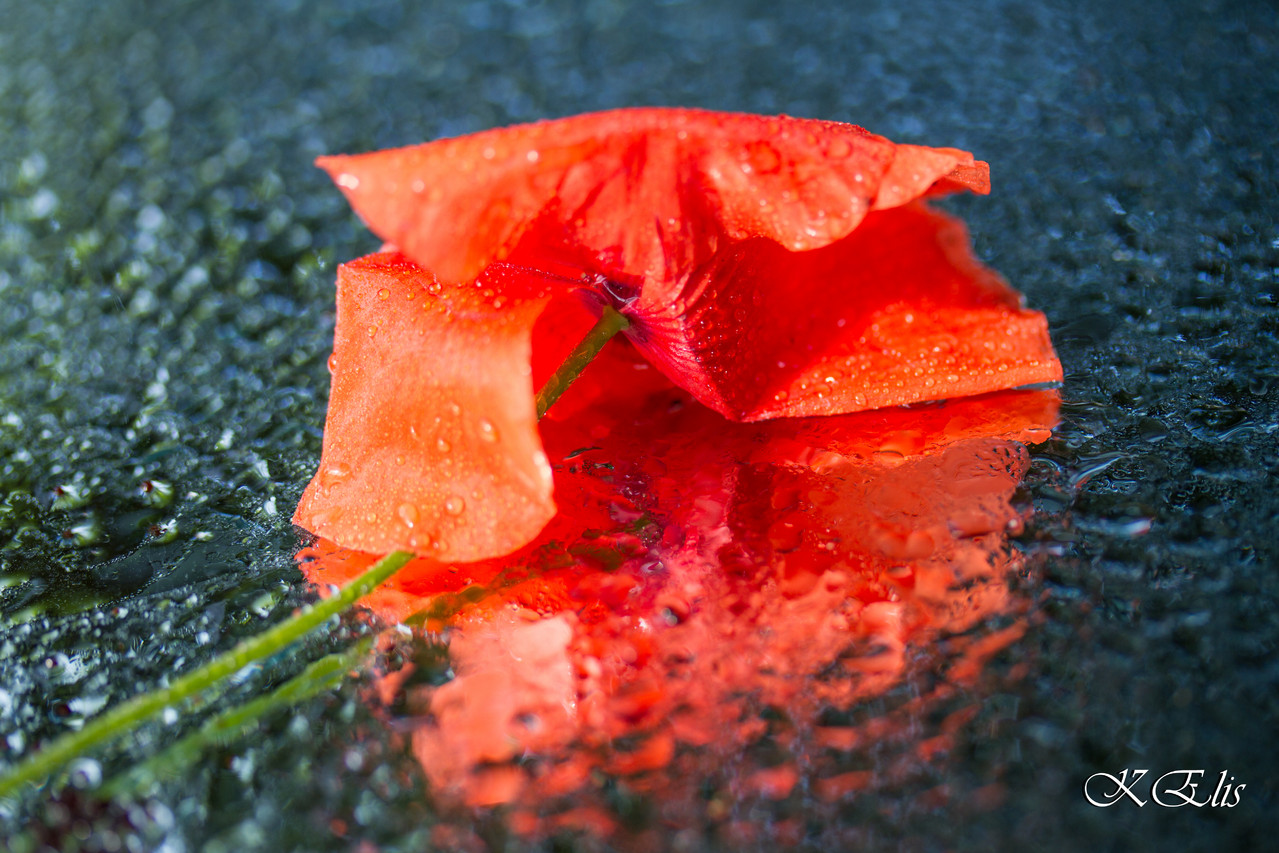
(294, 108, 1061, 561)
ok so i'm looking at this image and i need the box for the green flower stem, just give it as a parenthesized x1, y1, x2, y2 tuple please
(0, 550, 412, 800)
(99, 638, 374, 799)
(536, 305, 630, 419)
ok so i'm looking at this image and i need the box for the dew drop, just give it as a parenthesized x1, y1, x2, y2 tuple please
(377, 287, 390, 300)
(336, 173, 360, 190)
(478, 419, 498, 442)
(745, 140, 782, 174)
(67, 758, 103, 791)
(327, 353, 339, 373)
(436, 438, 451, 453)
(767, 520, 803, 552)
(397, 503, 419, 528)
(873, 449, 906, 466)
(444, 495, 466, 516)
(325, 462, 351, 481)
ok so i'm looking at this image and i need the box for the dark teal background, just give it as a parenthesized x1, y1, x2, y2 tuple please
(1, 1, 1276, 849)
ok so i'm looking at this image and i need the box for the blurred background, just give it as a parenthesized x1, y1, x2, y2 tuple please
(0, 0, 1276, 850)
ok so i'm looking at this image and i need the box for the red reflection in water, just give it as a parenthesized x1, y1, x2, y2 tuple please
(298, 341, 1058, 849)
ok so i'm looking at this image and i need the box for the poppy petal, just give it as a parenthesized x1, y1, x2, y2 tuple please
(630, 201, 1062, 420)
(293, 252, 559, 561)
(316, 108, 984, 290)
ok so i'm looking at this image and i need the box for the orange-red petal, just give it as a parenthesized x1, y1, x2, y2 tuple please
(631, 201, 1062, 421)
(293, 252, 559, 561)
(316, 108, 986, 291)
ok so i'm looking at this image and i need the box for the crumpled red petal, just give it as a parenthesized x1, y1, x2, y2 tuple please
(316, 108, 987, 291)
(293, 252, 558, 561)
(633, 201, 1062, 420)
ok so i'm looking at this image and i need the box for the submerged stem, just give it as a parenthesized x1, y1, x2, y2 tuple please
(0, 550, 412, 800)
(99, 638, 374, 798)
(536, 305, 631, 419)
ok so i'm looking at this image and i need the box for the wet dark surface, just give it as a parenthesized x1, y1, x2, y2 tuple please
(1, 0, 1277, 850)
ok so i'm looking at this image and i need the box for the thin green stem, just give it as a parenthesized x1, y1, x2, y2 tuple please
(536, 305, 630, 419)
(0, 550, 412, 800)
(99, 638, 374, 799)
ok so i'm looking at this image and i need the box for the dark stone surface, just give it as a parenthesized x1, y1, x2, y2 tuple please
(0, 0, 1275, 850)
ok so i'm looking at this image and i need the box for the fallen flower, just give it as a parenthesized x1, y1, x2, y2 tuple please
(295, 108, 1061, 561)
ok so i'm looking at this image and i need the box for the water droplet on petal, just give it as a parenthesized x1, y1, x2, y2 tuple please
(436, 438, 451, 453)
(478, 419, 498, 442)
(397, 503, 419, 528)
(377, 287, 390, 300)
(336, 173, 360, 190)
(444, 495, 465, 516)
(327, 354, 339, 373)
(745, 140, 781, 174)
